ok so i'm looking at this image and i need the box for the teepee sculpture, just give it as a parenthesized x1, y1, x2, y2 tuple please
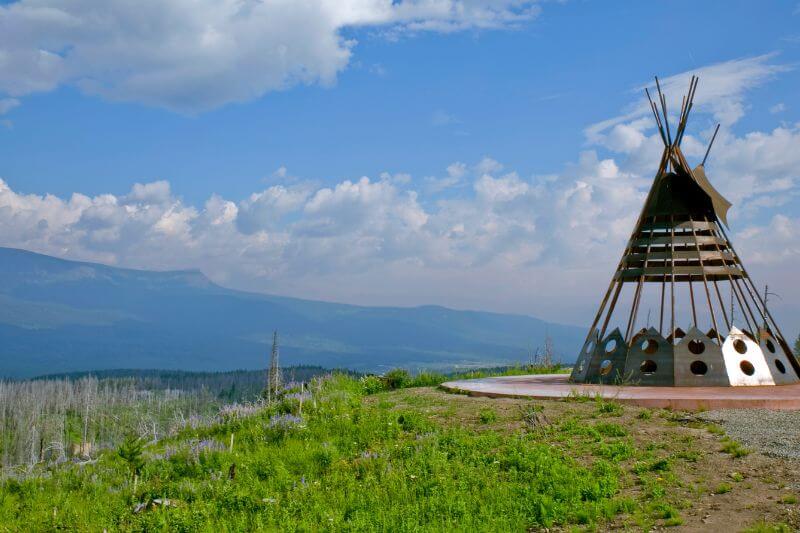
(571, 76, 800, 387)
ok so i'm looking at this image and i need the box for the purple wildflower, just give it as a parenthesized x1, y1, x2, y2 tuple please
(268, 413, 304, 430)
(284, 391, 312, 402)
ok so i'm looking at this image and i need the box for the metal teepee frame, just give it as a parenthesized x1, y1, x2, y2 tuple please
(571, 76, 800, 387)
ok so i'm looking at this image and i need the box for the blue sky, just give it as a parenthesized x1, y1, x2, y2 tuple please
(1, 0, 799, 333)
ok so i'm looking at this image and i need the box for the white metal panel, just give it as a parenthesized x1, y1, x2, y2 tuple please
(722, 327, 774, 386)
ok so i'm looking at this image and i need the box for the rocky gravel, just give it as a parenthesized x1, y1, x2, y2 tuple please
(699, 409, 800, 460)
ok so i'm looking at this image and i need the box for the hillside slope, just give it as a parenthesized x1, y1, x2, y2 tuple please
(0, 247, 583, 377)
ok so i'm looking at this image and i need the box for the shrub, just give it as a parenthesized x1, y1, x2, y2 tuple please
(715, 483, 732, 494)
(720, 439, 750, 458)
(382, 369, 410, 390)
(478, 409, 497, 424)
(360, 375, 386, 395)
(408, 371, 447, 387)
(596, 399, 623, 416)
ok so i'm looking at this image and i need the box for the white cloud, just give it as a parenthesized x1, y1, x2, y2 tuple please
(124, 181, 172, 205)
(237, 185, 310, 234)
(0, 0, 541, 113)
(586, 54, 791, 144)
(1, 107, 799, 326)
(769, 102, 786, 114)
(431, 109, 459, 126)
(424, 161, 466, 192)
(1, 54, 799, 331)
(474, 172, 529, 203)
(475, 157, 504, 175)
(0, 98, 19, 115)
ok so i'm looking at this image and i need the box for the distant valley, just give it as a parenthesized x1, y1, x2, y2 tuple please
(0, 247, 584, 377)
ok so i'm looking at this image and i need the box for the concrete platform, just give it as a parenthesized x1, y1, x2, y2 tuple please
(440, 374, 800, 410)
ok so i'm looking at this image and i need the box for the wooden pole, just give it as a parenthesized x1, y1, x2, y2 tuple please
(626, 221, 656, 342)
(688, 280, 698, 328)
(702, 124, 721, 166)
(688, 217, 722, 344)
(670, 214, 676, 341)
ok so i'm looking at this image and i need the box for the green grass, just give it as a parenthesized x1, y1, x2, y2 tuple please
(714, 483, 732, 494)
(0, 373, 637, 531)
(2, 369, 762, 531)
(477, 408, 497, 424)
(371, 364, 569, 393)
(720, 438, 751, 458)
(743, 522, 793, 533)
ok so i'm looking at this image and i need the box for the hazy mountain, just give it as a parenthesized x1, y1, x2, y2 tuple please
(0, 247, 584, 377)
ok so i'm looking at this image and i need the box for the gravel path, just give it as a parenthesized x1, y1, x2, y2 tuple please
(699, 409, 800, 460)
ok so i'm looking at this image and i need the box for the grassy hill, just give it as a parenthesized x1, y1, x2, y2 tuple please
(1, 372, 797, 531)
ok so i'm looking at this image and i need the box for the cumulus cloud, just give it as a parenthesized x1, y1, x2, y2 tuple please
(1, 53, 799, 329)
(0, 0, 541, 113)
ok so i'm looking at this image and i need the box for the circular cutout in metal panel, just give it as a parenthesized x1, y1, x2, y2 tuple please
(642, 339, 658, 354)
(734, 339, 748, 355)
(688, 339, 705, 355)
(605, 339, 617, 354)
(640, 360, 657, 375)
(690, 360, 708, 376)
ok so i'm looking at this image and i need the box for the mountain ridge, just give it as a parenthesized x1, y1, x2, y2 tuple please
(0, 247, 584, 377)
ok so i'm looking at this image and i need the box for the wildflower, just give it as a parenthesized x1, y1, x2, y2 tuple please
(284, 391, 312, 402)
(218, 402, 265, 420)
(268, 413, 304, 430)
(189, 439, 226, 457)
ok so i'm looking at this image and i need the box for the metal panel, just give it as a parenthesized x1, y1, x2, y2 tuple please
(639, 220, 716, 232)
(570, 330, 598, 383)
(673, 326, 730, 386)
(618, 266, 744, 278)
(632, 235, 725, 246)
(623, 327, 674, 385)
(691, 164, 732, 227)
(585, 328, 628, 384)
(624, 250, 735, 262)
(722, 327, 774, 386)
(758, 331, 799, 385)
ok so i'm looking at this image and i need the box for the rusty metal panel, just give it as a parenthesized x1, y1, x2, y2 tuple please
(691, 164, 732, 227)
(585, 328, 628, 384)
(623, 327, 674, 385)
(570, 330, 598, 383)
(673, 327, 730, 386)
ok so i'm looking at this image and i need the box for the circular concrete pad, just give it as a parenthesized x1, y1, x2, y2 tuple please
(440, 374, 800, 410)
